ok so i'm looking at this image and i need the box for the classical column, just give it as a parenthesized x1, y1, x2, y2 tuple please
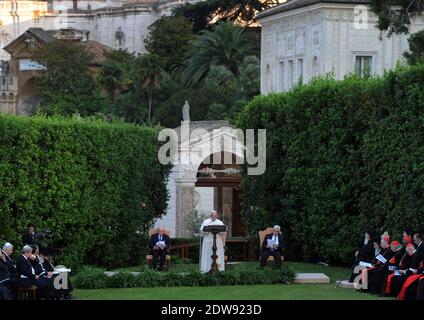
(175, 179, 196, 237)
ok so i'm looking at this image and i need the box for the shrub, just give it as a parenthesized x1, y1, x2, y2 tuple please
(73, 265, 295, 289)
(107, 271, 139, 288)
(72, 266, 109, 289)
(237, 64, 424, 265)
(0, 115, 171, 270)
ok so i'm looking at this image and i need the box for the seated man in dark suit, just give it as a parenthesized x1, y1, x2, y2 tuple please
(2, 242, 17, 277)
(16, 245, 49, 298)
(148, 226, 170, 270)
(260, 225, 285, 270)
(0, 252, 17, 300)
(30, 245, 55, 297)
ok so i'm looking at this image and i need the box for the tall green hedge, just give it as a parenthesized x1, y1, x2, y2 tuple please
(0, 115, 170, 269)
(237, 65, 424, 265)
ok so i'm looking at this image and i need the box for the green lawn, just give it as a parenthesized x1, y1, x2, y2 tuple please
(74, 262, 393, 300)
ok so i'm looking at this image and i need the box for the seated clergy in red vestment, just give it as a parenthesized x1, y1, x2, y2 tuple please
(369, 240, 404, 295)
(384, 243, 421, 297)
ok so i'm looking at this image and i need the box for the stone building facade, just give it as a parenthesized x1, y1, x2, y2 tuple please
(257, 0, 424, 94)
(0, 0, 200, 61)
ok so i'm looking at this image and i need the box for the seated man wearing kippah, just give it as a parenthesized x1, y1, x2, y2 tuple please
(260, 225, 285, 270)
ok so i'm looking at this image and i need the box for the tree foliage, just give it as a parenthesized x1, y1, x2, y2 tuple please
(132, 54, 164, 123)
(33, 40, 109, 116)
(173, 0, 279, 31)
(179, 21, 255, 87)
(370, 0, 424, 34)
(404, 29, 424, 64)
(144, 16, 194, 71)
(98, 49, 135, 104)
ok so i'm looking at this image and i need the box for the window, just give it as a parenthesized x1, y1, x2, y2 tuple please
(287, 60, 294, 89)
(355, 55, 373, 77)
(279, 61, 284, 91)
(297, 58, 303, 83)
(264, 64, 271, 94)
(312, 56, 319, 77)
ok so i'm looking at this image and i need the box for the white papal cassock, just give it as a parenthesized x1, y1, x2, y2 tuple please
(199, 218, 225, 273)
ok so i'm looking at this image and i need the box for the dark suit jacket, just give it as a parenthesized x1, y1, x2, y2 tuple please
(416, 241, 424, 261)
(1, 251, 16, 275)
(32, 256, 46, 276)
(261, 234, 285, 254)
(42, 258, 55, 272)
(0, 260, 11, 283)
(16, 255, 36, 280)
(148, 234, 170, 253)
(22, 233, 35, 246)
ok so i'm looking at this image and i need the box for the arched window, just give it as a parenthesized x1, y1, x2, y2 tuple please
(264, 64, 271, 94)
(8, 93, 14, 100)
(312, 56, 319, 77)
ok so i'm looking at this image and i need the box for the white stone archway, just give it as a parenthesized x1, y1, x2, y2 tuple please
(155, 118, 245, 237)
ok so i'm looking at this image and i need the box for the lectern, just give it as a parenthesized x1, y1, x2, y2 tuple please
(202, 225, 227, 274)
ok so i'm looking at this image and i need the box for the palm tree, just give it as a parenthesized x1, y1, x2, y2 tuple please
(98, 59, 125, 104)
(133, 54, 163, 123)
(180, 20, 254, 88)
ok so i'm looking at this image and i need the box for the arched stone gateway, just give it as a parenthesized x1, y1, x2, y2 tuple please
(156, 115, 246, 238)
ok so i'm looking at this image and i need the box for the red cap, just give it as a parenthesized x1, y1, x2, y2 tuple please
(383, 235, 390, 242)
(406, 243, 415, 249)
(391, 240, 400, 246)
(403, 235, 413, 243)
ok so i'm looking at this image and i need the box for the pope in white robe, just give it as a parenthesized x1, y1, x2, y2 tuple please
(199, 210, 225, 273)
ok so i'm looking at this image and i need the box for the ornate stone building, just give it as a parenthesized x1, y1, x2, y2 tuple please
(257, 0, 424, 94)
(0, 0, 200, 61)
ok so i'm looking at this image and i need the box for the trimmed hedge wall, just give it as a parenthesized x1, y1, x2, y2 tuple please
(0, 115, 170, 269)
(73, 265, 295, 289)
(237, 65, 424, 265)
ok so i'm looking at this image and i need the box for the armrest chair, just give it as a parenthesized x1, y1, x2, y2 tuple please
(146, 228, 172, 270)
(258, 228, 285, 267)
(15, 272, 37, 300)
